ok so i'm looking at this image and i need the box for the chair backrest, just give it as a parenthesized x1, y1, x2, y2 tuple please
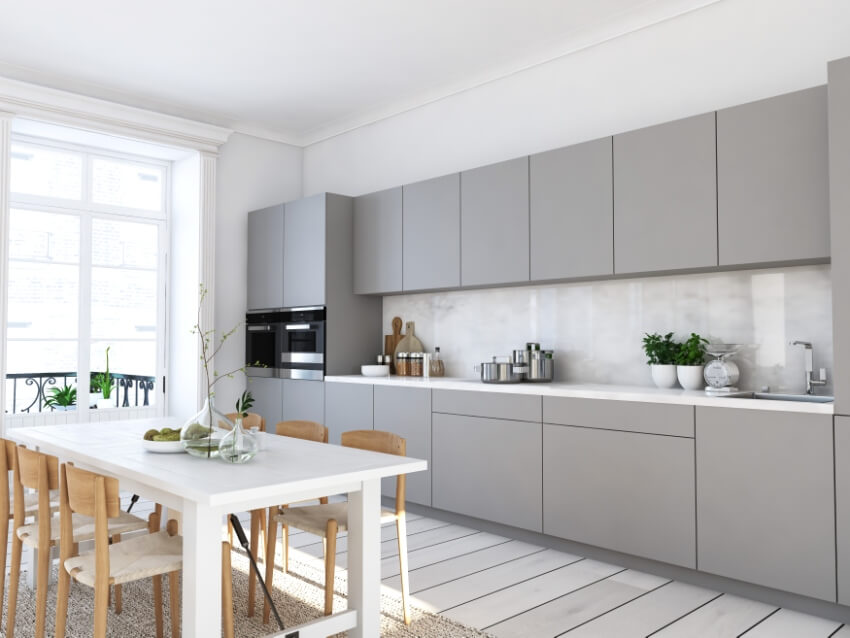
(341, 430, 407, 515)
(275, 420, 328, 443)
(224, 412, 266, 432)
(13, 446, 61, 546)
(0, 438, 15, 520)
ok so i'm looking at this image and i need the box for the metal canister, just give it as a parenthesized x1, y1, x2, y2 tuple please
(526, 349, 554, 382)
(410, 352, 424, 377)
(526, 342, 541, 352)
(396, 352, 410, 376)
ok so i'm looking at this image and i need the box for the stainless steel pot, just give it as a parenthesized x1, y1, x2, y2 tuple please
(475, 357, 527, 383)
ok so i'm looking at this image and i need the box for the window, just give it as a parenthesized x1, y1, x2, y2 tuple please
(6, 136, 168, 418)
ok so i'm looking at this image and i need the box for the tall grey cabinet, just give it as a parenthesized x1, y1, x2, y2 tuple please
(530, 137, 614, 280)
(247, 205, 285, 311)
(281, 379, 324, 424)
(283, 194, 326, 307)
(324, 381, 373, 445)
(717, 86, 829, 266)
(613, 113, 718, 274)
(353, 187, 402, 294)
(836, 416, 850, 604)
(460, 157, 530, 287)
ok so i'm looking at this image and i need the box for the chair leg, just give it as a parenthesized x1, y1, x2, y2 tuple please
(152, 575, 164, 638)
(55, 564, 71, 638)
(0, 519, 8, 630)
(6, 534, 22, 638)
(248, 509, 261, 616)
(113, 534, 122, 614)
(259, 509, 267, 560)
(169, 570, 180, 638)
(396, 516, 411, 625)
(35, 542, 50, 638)
(283, 523, 289, 572)
(222, 542, 234, 638)
(324, 519, 338, 616)
(94, 577, 109, 638)
(228, 516, 234, 546)
(263, 509, 278, 625)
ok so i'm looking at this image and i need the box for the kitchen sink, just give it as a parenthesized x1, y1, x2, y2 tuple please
(727, 392, 834, 404)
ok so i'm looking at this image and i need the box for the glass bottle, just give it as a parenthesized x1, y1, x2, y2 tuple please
(429, 346, 445, 377)
(219, 415, 260, 464)
(180, 397, 231, 459)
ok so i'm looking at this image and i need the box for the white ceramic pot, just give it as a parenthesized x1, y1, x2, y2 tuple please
(677, 365, 705, 391)
(650, 364, 679, 388)
(97, 395, 115, 409)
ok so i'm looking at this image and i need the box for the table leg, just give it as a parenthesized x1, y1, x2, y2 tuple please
(181, 502, 222, 637)
(347, 478, 381, 638)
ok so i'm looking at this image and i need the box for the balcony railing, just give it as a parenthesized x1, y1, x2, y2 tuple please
(5, 372, 156, 414)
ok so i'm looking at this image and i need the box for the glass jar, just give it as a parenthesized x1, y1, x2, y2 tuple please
(219, 416, 260, 463)
(396, 352, 410, 376)
(180, 397, 231, 459)
(410, 352, 424, 377)
(429, 347, 445, 377)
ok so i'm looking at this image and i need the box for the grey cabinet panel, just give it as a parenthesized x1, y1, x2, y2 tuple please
(432, 389, 541, 422)
(246, 377, 282, 429)
(433, 413, 542, 531)
(281, 379, 325, 425)
(530, 138, 614, 280)
(374, 386, 431, 506)
(461, 157, 530, 286)
(696, 407, 835, 601)
(543, 397, 693, 438)
(324, 382, 373, 445)
(718, 86, 829, 266)
(403, 174, 460, 291)
(830, 58, 850, 416)
(353, 187, 402, 294)
(284, 194, 326, 307)
(543, 424, 695, 568)
(247, 205, 284, 310)
(837, 416, 850, 604)
(613, 113, 717, 273)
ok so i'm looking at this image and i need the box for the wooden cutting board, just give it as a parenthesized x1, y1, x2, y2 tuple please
(394, 321, 424, 358)
(384, 316, 403, 356)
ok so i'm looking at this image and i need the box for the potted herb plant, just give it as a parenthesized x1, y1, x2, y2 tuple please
(45, 384, 77, 412)
(92, 346, 114, 409)
(642, 332, 679, 388)
(676, 333, 709, 390)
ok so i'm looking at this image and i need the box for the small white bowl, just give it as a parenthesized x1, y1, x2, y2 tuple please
(361, 364, 390, 377)
(142, 439, 185, 454)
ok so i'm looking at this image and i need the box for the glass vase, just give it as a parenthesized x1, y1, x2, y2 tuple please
(180, 397, 231, 459)
(219, 416, 260, 464)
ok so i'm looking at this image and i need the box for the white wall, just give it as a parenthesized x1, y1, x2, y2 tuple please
(213, 133, 302, 409)
(302, 0, 850, 196)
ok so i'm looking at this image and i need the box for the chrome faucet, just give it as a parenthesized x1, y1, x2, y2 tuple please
(791, 341, 828, 395)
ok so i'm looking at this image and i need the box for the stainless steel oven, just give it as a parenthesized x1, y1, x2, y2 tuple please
(280, 306, 326, 380)
(245, 310, 285, 377)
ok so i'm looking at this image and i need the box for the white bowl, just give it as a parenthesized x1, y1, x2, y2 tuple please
(142, 439, 185, 454)
(361, 364, 390, 377)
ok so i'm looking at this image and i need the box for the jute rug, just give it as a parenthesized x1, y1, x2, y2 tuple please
(1, 549, 494, 637)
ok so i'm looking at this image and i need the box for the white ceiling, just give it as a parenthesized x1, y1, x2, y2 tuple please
(0, 0, 721, 146)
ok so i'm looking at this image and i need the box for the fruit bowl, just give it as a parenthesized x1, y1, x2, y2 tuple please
(361, 364, 390, 377)
(142, 439, 185, 454)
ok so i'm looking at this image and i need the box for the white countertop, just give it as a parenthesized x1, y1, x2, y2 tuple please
(325, 375, 834, 414)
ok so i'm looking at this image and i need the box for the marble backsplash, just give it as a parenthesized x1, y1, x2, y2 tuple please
(382, 265, 834, 395)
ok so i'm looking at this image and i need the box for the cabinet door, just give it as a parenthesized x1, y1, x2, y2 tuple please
(838, 416, 850, 605)
(461, 157, 529, 287)
(247, 205, 284, 310)
(432, 413, 542, 531)
(353, 187, 402, 294)
(613, 113, 717, 274)
(283, 194, 325, 307)
(718, 86, 829, 266)
(530, 137, 613, 280)
(281, 379, 324, 425)
(374, 386, 431, 506)
(543, 424, 695, 568)
(246, 377, 282, 429)
(696, 407, 835, 601)
(403, 173, 460, 291)
(324, 382, 373, 444)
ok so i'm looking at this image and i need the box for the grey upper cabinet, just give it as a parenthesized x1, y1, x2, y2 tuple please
(247, 205, 284, 310)
(283, 194, 326, 307)
(461, 157, 530, 287)
(530, 137, 614, 280)
(353, 187, 402, 294)
(402, 174, 460, 291)
(836, 416, 850, 604)
(281, 379, 325, 425)
(324, 381, 373, 444)
(696, 407, 835, 601)
(613, 113, 718, 274)
(717, 86, 829, 266)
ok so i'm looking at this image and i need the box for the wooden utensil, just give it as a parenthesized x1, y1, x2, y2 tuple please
(384, 316, 404, 374)
(394, 321, 424, 364)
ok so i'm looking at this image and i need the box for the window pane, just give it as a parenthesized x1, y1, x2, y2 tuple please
(10, 143, 82, 200)
(92, 158, 163, 211)
(6, 341, 78, 374)
(9, 209, 80, 262)
(92, 218, 158, 269)
(91, 268, 157, 339)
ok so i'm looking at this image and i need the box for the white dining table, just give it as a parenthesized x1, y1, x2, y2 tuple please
(8, 417, 427, 638)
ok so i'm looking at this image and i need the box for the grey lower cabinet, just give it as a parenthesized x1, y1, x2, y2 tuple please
(460, 157, 530, 287)
(837, 416, 850, 604)
(246, 377, 283, 429)
(613, 113, 717, 274)
(283, 194, 326, 307)
(353, 187, 402, 294)
(247, 205, 284, 311)
(432, 412, 542, 532)
(696, 407, 835, 601)
(543, 424, 695, 568)
(530, 137, 614, 280)
(717, 86, 829, 266)
(374, 385, 431, 506)
(324, 381, 373, 444)
(281, 379, 324, 425)
(402, 173, 460, 291)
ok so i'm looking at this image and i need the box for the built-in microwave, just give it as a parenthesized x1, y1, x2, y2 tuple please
(280, 306, 326, 380)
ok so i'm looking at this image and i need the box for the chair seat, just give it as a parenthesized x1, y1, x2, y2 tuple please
(64, 530, 182, 586)
(8, 489, 60, 518)
(17, 510, 149, 548)
(275, 502, 398, 536)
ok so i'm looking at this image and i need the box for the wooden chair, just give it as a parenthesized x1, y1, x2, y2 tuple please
(270, 430, 412, 624)
(262, 420, 329, 623)
(54, 463, 182, 638)
(6, 447, 149, 638)
(224, 411, 266, 432)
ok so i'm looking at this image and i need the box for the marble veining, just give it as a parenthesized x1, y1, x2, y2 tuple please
(382, 265, 833, 395)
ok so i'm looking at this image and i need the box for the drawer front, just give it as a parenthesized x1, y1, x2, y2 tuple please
(543, 396, 694, 437)
(433, 389, 541, 422)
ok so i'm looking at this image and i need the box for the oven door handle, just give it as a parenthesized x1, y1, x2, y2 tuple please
(247, 325, 273, 332)
(284, 324, 312, 330)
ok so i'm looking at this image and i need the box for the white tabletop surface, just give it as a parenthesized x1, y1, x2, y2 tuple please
(326, 375, 834, 414)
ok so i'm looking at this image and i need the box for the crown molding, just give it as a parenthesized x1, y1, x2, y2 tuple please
(0, 76, 232, 153)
